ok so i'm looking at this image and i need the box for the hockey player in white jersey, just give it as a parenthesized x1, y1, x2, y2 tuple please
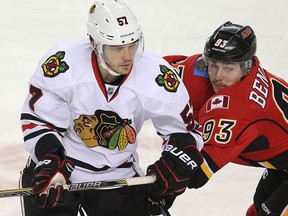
(19, 0, 203, 215)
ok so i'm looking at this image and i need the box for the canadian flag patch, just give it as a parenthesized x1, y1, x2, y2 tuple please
(206, 95, 230, 112)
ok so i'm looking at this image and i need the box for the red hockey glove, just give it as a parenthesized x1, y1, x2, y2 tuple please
(148, 133, 203, 197)
(31, 154, 75, 208)
(246, 204, 257, 216)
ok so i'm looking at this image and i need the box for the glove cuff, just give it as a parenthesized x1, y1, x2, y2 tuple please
(59, 159, 75, 180)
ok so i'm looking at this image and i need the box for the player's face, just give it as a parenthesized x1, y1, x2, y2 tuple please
(207, 60, 243, 92)
(102, 41, 139, 75)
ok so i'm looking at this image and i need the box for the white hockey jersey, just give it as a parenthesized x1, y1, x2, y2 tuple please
(21, 38, 203, 183)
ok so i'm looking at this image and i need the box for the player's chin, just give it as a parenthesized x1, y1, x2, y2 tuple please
(212, 83, 226, 92)
(118, 66, 132, 74)
(211, 85, 220, 92)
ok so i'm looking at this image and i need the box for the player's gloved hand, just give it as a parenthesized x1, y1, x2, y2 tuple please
(147, 194, 177, 215)
(31, 154, 75, 208)
(135, 184, 176, 216)
(147, 133, 203, 197)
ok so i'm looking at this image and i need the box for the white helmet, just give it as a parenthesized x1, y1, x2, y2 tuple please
(87, 0, 144, 75)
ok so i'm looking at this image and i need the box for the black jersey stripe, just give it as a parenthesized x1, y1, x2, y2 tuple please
(21, 113, 67, 133)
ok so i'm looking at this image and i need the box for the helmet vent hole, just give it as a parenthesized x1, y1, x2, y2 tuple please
(107, 35, 114, 41)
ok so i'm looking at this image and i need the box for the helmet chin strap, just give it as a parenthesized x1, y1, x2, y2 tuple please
(92, 43, 122, 77)
(98, 56, 122, 77)
(106, 67, 122, 77)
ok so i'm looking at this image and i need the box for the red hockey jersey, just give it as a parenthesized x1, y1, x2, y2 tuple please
(194, 56, 288, 187)
(164, 54, 215, 122)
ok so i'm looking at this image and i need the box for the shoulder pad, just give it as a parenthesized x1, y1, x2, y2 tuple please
(193, 57, 208, 78)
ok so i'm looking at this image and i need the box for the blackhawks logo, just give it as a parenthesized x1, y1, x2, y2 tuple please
(41, 51, 69, 77)
(73, 110, 136, 150)
(155, 65, 179, 92)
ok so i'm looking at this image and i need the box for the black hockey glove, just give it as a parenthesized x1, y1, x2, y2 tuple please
(31, 154, 75, 208)
(135, 184, 176, 216)
(147, 194, 176, 216)
(148, 133, 203, 197)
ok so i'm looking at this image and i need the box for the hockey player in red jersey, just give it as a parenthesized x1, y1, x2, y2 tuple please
(19, 0, 203, 215)
(163, 54, 215, 122)
(148, 21, 288, 215)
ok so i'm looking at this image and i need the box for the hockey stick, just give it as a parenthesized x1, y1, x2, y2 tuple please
(159, 200, 172, 216)
(0, 175, 156, 198)
(131, 163, 171, 216)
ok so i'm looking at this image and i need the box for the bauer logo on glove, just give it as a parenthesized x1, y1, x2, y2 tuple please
(163, 144, 199, 170)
